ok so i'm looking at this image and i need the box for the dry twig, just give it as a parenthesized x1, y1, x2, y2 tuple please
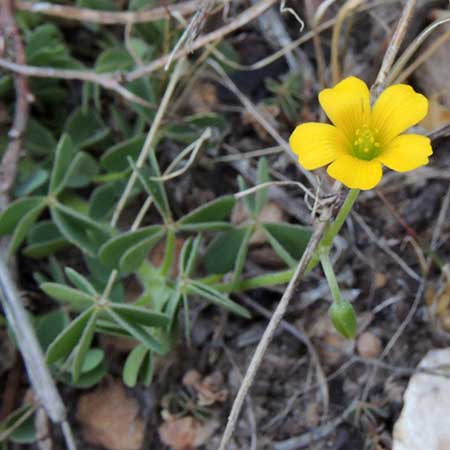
(0, 0, 30, 209)
(14, 0, 200, 25)
(0, 59, 154, 108)
(371, 0, 416, 97)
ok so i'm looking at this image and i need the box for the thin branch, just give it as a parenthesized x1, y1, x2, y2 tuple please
(0, 260, 67, 425)
(0, 0, 30, 209)
(14, 0, 201, 25)
(371, 0, 416, 97)
(0, 58, 154, 108)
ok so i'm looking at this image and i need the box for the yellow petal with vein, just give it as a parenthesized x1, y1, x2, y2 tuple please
(377, 134, 432, 172)
(371, 84, 428, 145)
(319, 77, 370, 139)
(327, 154, 382, 190)
(289, 123, 347, 170)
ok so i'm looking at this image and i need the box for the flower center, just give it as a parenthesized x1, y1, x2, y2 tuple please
(351, 124, 381, 161)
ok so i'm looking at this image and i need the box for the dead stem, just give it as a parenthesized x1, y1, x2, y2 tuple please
(14, 0, 200, 25)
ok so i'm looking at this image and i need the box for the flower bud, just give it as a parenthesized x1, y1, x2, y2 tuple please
(329, 300, 357, 339)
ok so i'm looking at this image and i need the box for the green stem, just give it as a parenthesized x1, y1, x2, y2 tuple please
(323, 188, 359, 248)
(212, 269, 294, 293)
(160, 228, 175, 277)
(307, 188, 359, 271)
(319, 251, 342, 305)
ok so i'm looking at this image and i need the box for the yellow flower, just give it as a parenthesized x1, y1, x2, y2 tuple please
(289, 77, 432, 190)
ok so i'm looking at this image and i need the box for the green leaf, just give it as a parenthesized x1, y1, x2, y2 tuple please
(178, 222, 232, 232)
(129, 154, 170, 219)
(58, 358, 107, 389)
(23, 220, 67, 258)
(0, 405, 35, 443)
(178, 195, 235, 227)
(238, 176, 256, 215)
(95, 48, 134, 73)
(0, 196, 45, 235)
(46, 307, 95, 364)
(263, 228, 297, 267)
(127, 78, 156, 119)
(99, 225, 163, 269)
(40, 282, 96, 311)
(50, 133, 76, 194)
(262, 223, 312, 261)
(72, 309, 98, 382)
(15, 169, 49, 197)
(107, 309, 164, 354)
(164, 288, 182, 329)
(140, 351, 154, 386)
(35, 309, 70, 351)
(64, 108, 110, 149)
(8, 414, 36, 444)
(231, 226, 253, 284)
(88, 182, 123, 220)
(182, 294, 191, 346)
(65, 151, 99, 188)
(163, 114, 225, 145)
(186, 113, 226, 130)
(8, 201, 47, 256)
(65, 267, 97, 295)
(28, 220, 61, 244)
(100, 135, 145, 171)
(54, 202, 109, 234)
(179, 235, 201, 277)
(255, 157, 270, 214)
(119, 231, 164, 273)
(123, 344, 148, 388)
(81, 348, 104, 373)
(111, 303, 169, 327)
(203, 227, 252, 274)
(51, 207, 98, 256)
(24, 238, 67, 259)
(25, 118, 57, 157)
(188, 281, 250, 318)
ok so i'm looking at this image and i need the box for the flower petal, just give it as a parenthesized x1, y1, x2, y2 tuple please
(289, 123, 347, 170)
(371, 84, 428, 144)
(377, 134, 432, 172)
(327, 155, 382, 190)
(318, 77, 370, 139)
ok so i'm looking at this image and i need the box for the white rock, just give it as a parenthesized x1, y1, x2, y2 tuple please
(393, 348, 450, 450)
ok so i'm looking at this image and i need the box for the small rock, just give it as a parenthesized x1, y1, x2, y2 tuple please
(357, 331, 382, 358)
(76, 381, 144, 450)
(393, 348, 450, 450)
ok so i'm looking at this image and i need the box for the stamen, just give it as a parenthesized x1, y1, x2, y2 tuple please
(351, 125, 382, 160)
